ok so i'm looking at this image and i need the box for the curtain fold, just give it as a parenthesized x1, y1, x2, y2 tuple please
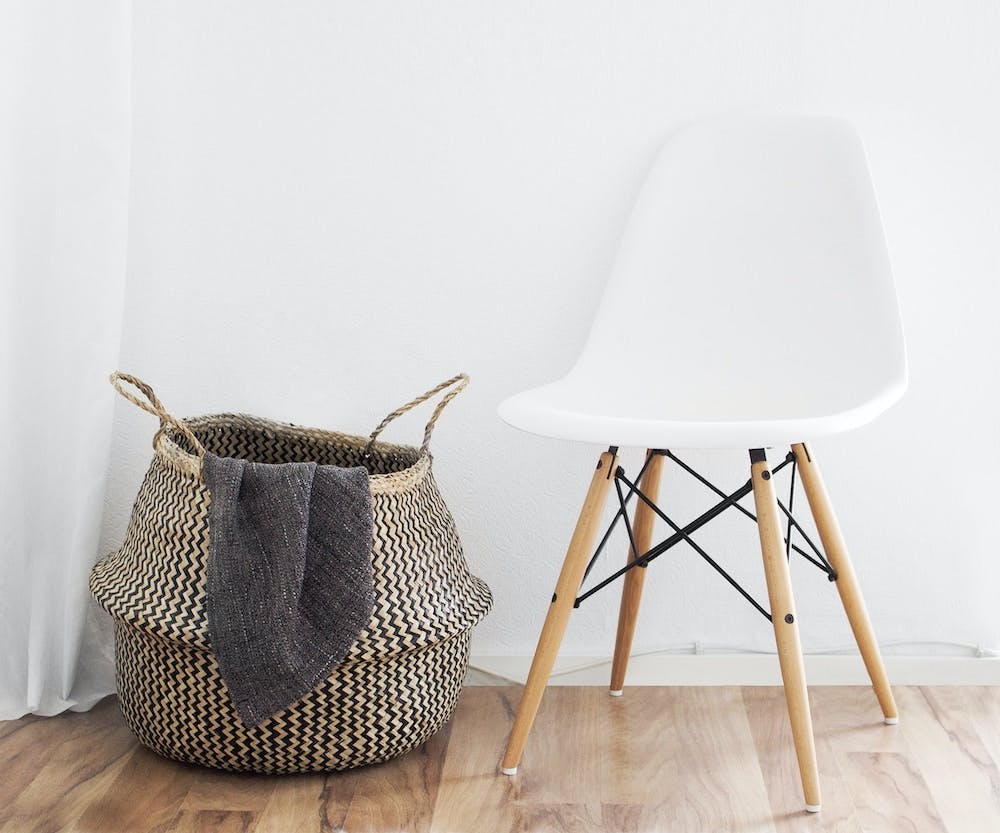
(0, 0, 131, 718)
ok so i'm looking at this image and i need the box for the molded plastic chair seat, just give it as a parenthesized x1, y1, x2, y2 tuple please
(500, 114, 906, 450)
(499, 375, 904, 449)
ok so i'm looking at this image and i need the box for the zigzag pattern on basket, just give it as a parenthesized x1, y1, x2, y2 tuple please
(91, 412, 492, 772)
(91, 455, 210, 646)
(115, 623, 470, 773)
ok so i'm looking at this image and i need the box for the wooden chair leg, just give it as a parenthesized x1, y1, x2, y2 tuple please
(501, 449, 618, 775)
(609, 449, 664, 695)
(751, 449, 822, 813)
(792, 442, 899, 724)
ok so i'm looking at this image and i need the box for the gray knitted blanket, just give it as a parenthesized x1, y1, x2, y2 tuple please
(202, 451, 374, 726)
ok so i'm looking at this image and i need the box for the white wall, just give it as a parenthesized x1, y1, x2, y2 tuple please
(102, 2, 1000, 673)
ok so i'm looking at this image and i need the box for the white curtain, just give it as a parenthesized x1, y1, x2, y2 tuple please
(0, 1, 131, 718)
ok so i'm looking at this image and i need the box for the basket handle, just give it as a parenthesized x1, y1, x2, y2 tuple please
(109, 372, 206, 461)
(363, 373, 469, 457)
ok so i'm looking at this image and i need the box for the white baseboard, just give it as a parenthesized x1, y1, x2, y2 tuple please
(467, 653, 1000, 686)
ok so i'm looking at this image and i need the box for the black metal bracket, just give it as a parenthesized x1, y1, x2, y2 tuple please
(573, 448, 838, 621)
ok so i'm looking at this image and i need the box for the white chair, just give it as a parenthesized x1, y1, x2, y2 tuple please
(497, 115, 906, 814)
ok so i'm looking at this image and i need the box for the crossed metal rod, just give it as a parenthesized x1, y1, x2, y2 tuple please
(573, 449, 837, 620)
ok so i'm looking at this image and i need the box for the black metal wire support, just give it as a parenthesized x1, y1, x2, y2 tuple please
(616, 468, 773, 621)
(572, 448, 837, 619)
(580, 450, 655, 584)
(663, 450, 830, 569)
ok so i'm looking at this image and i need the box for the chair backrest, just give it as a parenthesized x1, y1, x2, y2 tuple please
(566, 115, 906, 423)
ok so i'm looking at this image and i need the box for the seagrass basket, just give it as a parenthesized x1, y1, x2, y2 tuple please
(90, 373, 492, 774)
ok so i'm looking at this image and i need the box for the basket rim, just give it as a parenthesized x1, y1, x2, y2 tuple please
(154, 412, 433, 494)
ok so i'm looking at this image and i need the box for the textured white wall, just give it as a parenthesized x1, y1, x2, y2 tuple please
(102, 2, 1000, 665)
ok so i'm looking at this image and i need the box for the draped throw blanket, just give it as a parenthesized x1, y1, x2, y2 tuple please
(202, 452, 374, 726)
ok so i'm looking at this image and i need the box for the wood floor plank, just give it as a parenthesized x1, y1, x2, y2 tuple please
(743, 686, 861, 832)
(894, 686, 1000, 833)
(671, 687, 777, 833)
(249, 774, 331, 833)
(72, 745, 193, 833)
(605, 687, 776, 832)
(810, 686, 906, 755)
(171, 809, 256, 833)
(340, 717, 453, 833)
(838, 751, 948, 833)
(602, 685, 684, 806)
(180, 768, 276, 814)
(963, 686, 1000, 776)
(603, 800, 769, 833)
(429, 687, 523, 833)
(315, 771, 361, 833)
(821, 688, 948, 833)
(519, 803, 604, 833)
(0, 697, 123, 824)
(516, 686, 605, 807)
(0, 698, 136, 833)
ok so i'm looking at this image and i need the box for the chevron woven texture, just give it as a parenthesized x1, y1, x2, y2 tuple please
(91, 414, 493, 773)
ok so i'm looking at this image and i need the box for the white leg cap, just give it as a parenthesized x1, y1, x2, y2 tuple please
(501, 766, 518, 776)
(805, 804, 822, 814)
(609, 689, 623, 697)
(884, 716, 899, 725)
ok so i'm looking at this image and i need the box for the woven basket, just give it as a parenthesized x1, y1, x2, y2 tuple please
(91, 373, 492, 774)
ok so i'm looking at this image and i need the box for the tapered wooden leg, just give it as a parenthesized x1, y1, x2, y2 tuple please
(792, 442, 898, 724)
(500, 449, 618, 775)
(609, 449, 664, 695)
(750, 449, 822, 813)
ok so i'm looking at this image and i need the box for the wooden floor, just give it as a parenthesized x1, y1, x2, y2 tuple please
(3, 686, 1000, 832)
